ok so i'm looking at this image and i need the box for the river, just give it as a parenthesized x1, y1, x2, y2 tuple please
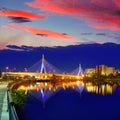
(17, 82, 120, 120)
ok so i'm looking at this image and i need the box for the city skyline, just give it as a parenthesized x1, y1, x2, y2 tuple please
(0, 0, 120, 49)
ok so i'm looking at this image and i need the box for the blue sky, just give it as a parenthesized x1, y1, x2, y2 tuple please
(0, 0, 120, 49)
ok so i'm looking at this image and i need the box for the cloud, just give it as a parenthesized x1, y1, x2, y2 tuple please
(108, 32, 120, 41)
(25, 0, 120, 31)
(62, 33, 68, 35)
(8, 16, 31, 23)
(36, 33, 48, 37)
(0, 8, 46, 21)
(6, 45, 23, 50)
(7, 45, 21, 49)
(90, 25, 120, 31)
(81, 33, 93, 35)
(4, 23, 75, 41)
(25, 0, 86, 14)
(96, 33, 106, 36)
(114, 0, 120, 5)
(6, 45, 34, 51)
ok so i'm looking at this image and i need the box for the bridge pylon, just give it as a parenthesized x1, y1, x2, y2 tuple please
(77, 64, 83, 76)
(40, 54, 47, 74)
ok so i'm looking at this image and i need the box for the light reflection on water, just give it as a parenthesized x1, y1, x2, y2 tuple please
(26, 81, 84, 102)
(17, 81, 120, 120)
(85, 82, 114, 95)
(18, 81, 117, 102)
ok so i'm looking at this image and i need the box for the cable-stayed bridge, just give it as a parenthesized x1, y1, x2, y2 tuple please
(71, 64, 84, 76)
(28, 54, 83, 75)
(5, 54, 84, 87)
(28, 54, 62, 74)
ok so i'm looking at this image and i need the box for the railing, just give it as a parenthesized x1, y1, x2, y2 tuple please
(7, 90, 19, 120)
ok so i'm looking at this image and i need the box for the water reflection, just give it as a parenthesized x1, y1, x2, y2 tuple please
(18, 81, 117, 102)
(85, 82, 113, 95)
(17, 81, 120, 120)
(28, 87, 70, 104)
(20, 81, 84, 102)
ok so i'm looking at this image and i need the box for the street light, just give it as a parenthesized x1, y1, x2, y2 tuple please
(5, 66, 9, 72)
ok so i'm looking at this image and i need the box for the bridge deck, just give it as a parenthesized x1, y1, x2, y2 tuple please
(4, 72, 84, 80)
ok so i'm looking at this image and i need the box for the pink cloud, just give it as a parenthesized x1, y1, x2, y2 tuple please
(114, 0, 120, 5)
(0, 8, 46, 20)
(2, 25, 16, 30)
(89, 24, 120, 31)
(5, 23, 75, 41)
(25, 0, 120, 31)
(25, 0, 87, 14)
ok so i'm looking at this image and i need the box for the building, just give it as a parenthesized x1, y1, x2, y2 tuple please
(95, 65, 115, 76)
(84, 68, 95, 77)
(84, 65, 115, 77)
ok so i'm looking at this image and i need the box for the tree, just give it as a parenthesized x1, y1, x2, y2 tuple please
(116, 72, 120, 78)
(108, 73, 115, 79)
(10, 90, 27, 107)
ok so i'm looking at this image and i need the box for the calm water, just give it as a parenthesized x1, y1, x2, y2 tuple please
(18, 83, 120, 120)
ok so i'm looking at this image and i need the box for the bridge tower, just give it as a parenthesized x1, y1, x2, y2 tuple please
(40, 54, 47, 73)
(77, 64, 83, 76)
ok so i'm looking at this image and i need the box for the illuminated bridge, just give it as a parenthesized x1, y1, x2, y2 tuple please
(5, 54, 84, 89)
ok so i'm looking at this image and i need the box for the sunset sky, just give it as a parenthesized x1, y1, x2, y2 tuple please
(0, 0, 120, 49)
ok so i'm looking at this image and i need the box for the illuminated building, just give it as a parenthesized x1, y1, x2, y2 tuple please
(84, 65, 115, 77)
(84, 68, 95, 77)
(95, 65, 115, 76)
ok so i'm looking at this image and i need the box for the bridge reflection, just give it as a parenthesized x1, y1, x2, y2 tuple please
(8, 79, 117, 103)
(22, 81, 84, 102)
(10, 79, 115, 94)
(15, 81, 116, 103)
(9, 79, 84, 90)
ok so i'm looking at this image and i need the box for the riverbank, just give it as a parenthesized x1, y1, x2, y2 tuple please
(0, 82, 9, 120)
